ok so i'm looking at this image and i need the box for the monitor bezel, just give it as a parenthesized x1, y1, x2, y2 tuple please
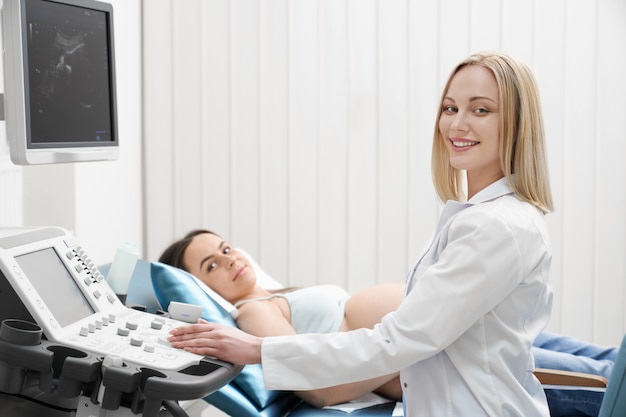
(1, 0, 119, 165)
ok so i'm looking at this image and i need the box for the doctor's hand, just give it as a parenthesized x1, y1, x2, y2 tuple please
(168, 319, 263, 365)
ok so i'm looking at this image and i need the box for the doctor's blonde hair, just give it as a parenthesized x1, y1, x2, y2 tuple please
(431, 51, 554, 214)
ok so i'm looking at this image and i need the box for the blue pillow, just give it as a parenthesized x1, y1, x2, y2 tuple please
(150, 262, 289, 410)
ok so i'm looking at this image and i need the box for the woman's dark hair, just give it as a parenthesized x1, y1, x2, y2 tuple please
(158, 229, 219, 271)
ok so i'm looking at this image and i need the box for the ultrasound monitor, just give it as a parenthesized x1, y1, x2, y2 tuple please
(1, 0, 119, 165)
(15, 247, 95, 327)
(0, 226, 120, 339)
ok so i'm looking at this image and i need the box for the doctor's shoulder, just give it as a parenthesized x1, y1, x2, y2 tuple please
(451, 194, 549, 242)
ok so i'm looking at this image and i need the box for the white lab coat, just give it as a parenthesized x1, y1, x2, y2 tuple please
(262, 177, 553, 417)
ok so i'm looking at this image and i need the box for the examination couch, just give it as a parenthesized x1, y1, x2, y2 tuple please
(116, 258, 399, 417)
(118, 258, 626, 417)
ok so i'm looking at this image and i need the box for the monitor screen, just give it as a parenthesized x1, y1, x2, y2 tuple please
(15, 247, 94, 327)
(2, 0, 119, 165)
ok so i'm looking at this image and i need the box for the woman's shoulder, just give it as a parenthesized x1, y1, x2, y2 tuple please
(235, 294, 293, 335)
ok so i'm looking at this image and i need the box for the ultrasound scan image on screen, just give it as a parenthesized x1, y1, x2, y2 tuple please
(15, 248, 94, 327)
(26, 0, 113, 144)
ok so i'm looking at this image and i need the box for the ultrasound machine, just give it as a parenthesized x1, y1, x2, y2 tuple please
(0, 0, 241, 415)
(0, 227, 241, 417)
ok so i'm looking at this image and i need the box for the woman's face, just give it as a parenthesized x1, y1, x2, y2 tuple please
(438, 64, 503, 193)
(183, 233, 257, 303)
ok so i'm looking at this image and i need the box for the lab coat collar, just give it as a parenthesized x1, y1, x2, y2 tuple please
(466, 176, 515, 205)
(437, 176, 514, 234)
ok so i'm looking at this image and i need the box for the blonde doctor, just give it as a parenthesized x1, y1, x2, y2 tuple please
(168, 51, 554, 417)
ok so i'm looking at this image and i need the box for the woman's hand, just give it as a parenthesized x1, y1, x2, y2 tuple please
(168, 319, 263, 364)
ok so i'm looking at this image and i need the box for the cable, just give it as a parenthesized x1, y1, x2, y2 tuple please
(0, 391, 76, 414)
(162, 400, 190, 417)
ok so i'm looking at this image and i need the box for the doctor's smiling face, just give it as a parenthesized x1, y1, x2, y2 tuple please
(182, 232, 257, 303)
(438, 64, 503, 197)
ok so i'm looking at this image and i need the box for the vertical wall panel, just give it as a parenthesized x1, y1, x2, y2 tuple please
(377, 0, 409, 284)
(346, 0, 379, 291)
(439, 0, 471, 72)
(470, 0, 501, 51)
(258, 0, 289, 281)
(533, 0, 567, 331)
(200, 0, 232, 236)
(143, 0, 175, 259)
(230, 0, 261, 254)
(317, 0, 349, 287)
(287, 0, 319, 287)
(561, 0, 598, 340)
(143, 0, 626, 346)
(593, 0, 626, 345)
(0, 157, 21, 225)
(500, 1, 533, 61)
(172, 1, 204, 233)
(407, 0, 440, 263)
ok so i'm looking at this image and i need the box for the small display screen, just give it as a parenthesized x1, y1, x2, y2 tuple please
(15, 248, 95, 327)
(25, 0, 115, 146)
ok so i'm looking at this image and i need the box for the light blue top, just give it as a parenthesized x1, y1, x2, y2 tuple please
(235, 285, 350, 334)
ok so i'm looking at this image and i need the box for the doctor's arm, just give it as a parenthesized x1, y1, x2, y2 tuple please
(259, 211, 533, 391)
(169, 319, 400, 407)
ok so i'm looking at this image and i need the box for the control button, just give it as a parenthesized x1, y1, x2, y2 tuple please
(144, 344, 156, 353)
(117, 328, 130, 337)
(79, 326, 89, 337)
(88, 323, 96, 333)
(95, 320, 103, 330)
(93, 290, 102, 299)
(150, 320, 163, 330)
(106, 294, 117, 303)
(130, 336, 143, 347)
(156, 336, 172, 347)
(102, 316, 110, 326)
(66, 250, 75, 260)
(75, 264, 84, 273)
(126, 321, 139, 331)
(108, 314, 116, 323)
(83, 277, 92, 286)
(161, 352, 179, 360)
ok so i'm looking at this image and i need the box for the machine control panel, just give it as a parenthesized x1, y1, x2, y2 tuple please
(0, 227, 202, 371)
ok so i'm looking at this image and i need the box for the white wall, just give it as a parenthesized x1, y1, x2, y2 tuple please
(0, 0, 143, 266)
(143, 0, 626, 348)
(1, 0, 624, 348)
